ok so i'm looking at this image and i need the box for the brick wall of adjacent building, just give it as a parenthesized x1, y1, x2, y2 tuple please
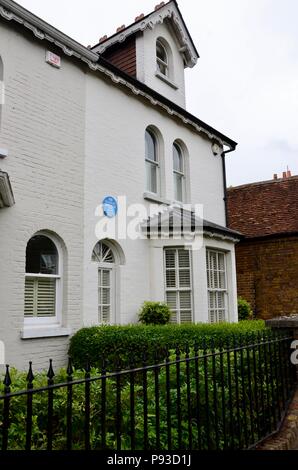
(228, 174, 298, 320)
(235, 236, 298, 319)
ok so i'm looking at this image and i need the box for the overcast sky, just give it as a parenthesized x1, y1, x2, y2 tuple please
(16, 0, 298, 186)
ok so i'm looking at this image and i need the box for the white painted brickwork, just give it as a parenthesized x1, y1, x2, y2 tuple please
(0, 17, 238, 370)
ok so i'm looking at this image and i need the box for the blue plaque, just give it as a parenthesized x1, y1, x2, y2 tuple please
(103, 196, 118, 218)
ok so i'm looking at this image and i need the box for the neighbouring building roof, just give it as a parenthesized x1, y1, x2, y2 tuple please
(0, 0, 237, 150)
(0, 170, 15, 207)
(141, 206, 242, 241)
(227, 174, 298, 238)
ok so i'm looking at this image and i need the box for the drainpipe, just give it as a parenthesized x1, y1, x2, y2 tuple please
(221, 147, 236, 227)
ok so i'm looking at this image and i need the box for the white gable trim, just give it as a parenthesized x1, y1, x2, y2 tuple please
(92, 2, 199, 68)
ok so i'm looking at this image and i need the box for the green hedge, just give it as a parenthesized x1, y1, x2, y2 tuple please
(69, 320, 266, 370)
(0, 333, 283, 450)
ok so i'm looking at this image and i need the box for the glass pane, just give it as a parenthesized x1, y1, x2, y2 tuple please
(180, 291, 191, 310)
(157, 60, 168, 76)
(156, 41, 167, 62)
(36, 278, 56, 316)
(146, 161, 157, 193)
(173, 144, 183, 172)
(145, 130, 157, 162)
(102, 288, 110, 305)
(102, 270, 111, 287)
(24, 278, 35, 316)
(178, 249, 190, 268)
(180, 310, 192, 324)
(102, 306, 110, 323)
(179, 270, 190, 287)
(26, 236, 58, 275)
(174, 174, 183, 202)
(166, 270, 176, 288)
(166, 291, 177, 310)
(165, 250, 176, 269)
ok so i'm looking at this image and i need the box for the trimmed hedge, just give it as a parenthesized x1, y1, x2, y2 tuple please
(69, 320, 266, 370)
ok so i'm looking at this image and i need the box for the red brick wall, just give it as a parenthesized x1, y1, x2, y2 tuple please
(235, 236, 298, 319)
(227, 176, 298, 238)
(102, 36, 136, 77)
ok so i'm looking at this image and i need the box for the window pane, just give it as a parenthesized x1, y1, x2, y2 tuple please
(37, 278, 56, 316)
(146, 161, 157, 193)
(173, 144, 183, 172)
(156, 41, 167, 62)
(178, 249, 190, 268)
(26, 236, 58, 275)
(166, 270, 176, 288)
(24, 278, 35, 316)
(165, 250, 176, 269)
(157, 60, 168, 76)
(145, 130, 157, 162)
(179, 269, 190, 287)
(180, 291, 191, 310)
(174, 174, 183, 202)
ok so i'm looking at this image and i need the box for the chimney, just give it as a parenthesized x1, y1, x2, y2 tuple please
(116, 25, 126, 33)
(155, 2, 165, 10)
(287, 169, 292, 178)
(99, 35, 108, 43)
(135, 13, 145, 22)
(273, 174, 278, 180)
(282, 171, 287, 179)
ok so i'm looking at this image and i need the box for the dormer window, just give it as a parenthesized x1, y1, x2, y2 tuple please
(156, 39, 169, 77)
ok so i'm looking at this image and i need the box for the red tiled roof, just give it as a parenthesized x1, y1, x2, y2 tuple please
(227, 176, 298, 238)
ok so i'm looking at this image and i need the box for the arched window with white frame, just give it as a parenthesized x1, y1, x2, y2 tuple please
(156, 39, 169, 77)
(24, 233, 62, 325)
(173, 142, 185, 202)
(92, 240, 123, 324)
(145, 128, 160, 195)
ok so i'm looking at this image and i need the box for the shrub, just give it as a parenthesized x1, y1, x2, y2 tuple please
(69, 320, 266, 370)
(238, 297, 253, 321)
(138, 301, 171, 325)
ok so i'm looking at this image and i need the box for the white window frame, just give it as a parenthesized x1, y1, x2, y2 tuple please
(145, 129, 160, 196)
(206, 249, 228, 323)
(156, 39, 169, 77)
(173, 143, 185, 203)
(164, 247, 193, 324)
(24, 232, 63, 327)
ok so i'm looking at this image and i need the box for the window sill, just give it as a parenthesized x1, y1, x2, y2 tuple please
(155, 72, 179, 90)
(21, 325, 72, 340)
(143, 192, 171, 205)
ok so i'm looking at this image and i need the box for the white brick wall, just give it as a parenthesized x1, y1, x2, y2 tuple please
(0, 22, 85, 370)
(0, 18, 237, 371)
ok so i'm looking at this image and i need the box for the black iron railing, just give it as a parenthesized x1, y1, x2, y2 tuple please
(0, 331, 296, 451)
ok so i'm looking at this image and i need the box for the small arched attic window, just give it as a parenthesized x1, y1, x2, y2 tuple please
(156, 39, 169, 77)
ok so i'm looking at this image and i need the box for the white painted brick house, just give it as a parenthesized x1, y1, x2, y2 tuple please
(0, 0, 241, 369)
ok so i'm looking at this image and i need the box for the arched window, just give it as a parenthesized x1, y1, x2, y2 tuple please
(145, 128, 159, 195)
(25, 234, 62, 321)
(156, 39, 169, 77)
(92, 241, 118, 324)
(173, 143, 185, 202)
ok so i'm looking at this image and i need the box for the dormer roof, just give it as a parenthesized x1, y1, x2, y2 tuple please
(91, 0, 199, 68)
